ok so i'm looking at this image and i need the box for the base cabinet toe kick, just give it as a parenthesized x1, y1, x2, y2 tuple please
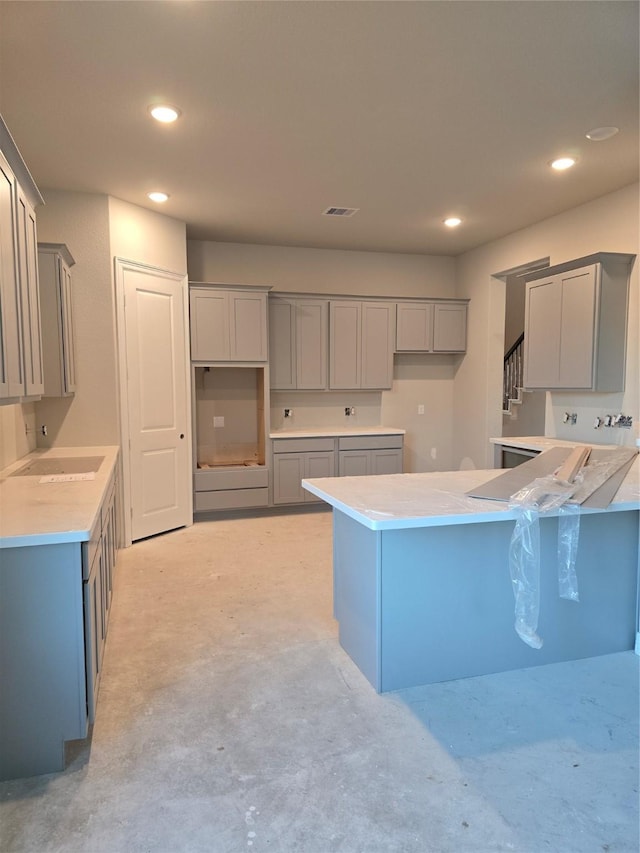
(0, 451, 120, 781)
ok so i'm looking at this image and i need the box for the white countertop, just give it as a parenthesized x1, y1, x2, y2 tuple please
(271, 426, 405, 439)
(490, 435, 620, 452)
(0, 446, 119, 548)
(303, 458, 640, 531)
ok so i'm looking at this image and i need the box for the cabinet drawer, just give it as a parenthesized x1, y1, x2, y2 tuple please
(338, 434, 403, 451)
(195, 466, 268, 492)
(272, 438, 335, 454)
(195, 488, 269, 512)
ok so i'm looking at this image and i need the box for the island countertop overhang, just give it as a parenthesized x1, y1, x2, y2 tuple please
(302, 460, 640, 531)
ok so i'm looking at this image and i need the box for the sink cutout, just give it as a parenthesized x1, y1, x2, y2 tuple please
(10, 456, 105, 477)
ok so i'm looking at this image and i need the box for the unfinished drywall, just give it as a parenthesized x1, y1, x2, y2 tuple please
(454, 183, 639, 469)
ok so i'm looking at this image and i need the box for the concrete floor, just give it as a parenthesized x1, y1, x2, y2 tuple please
(0, 508, 638, 853)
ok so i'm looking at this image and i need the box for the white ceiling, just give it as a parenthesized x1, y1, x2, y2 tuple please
(0, 1, 638, 256)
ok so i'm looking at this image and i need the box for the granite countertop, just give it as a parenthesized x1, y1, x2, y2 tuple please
(302, 458, 640, 531)
(490, 435, 620, 452)
(0, 446, 120, 548)
(270, 426, 405, 439)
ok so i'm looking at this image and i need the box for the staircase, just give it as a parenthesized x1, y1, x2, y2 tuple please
(503, 332, 525, 416)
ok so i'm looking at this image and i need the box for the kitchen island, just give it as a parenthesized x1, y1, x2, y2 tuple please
(303, 461, 640, 692)
(0, 447, 120, 780)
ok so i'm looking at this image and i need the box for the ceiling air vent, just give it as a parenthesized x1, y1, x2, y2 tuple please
(323, 206, 359, 217)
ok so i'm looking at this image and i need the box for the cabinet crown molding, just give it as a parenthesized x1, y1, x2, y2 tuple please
(520, 252, 635, 283)
(0, 116, 44, 207)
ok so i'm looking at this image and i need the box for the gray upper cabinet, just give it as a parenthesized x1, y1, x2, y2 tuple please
(16, 187, 43, 397)
(0, 120, 44, 402)
(269, 296, 328, 390)
(523, 253, 634, 391)
(329, 300, 395, 389)
(396, 300, 467, 353)
(190, 285, 268, 362)
(38, 244, 77, 397)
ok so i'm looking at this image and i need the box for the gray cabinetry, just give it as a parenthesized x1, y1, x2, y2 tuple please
(396, 300, 467, 353)
(0, 454, 120, 781)
(190, 285, 268, 362)
(272, 437, 335, 504)
(38, 243, 77, 396)
(269, 296, 328, 390)
(0, 121, 44, 402)
(338, 434, 403, 476)
(523, 253, 633, 391)
(329, 300, 395, 389)
(83, 471, 118, 722)
(16, 187, 43, 397)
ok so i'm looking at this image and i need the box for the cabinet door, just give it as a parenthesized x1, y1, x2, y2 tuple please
(558, 267, 596, 389)
(83, 548, 104, 724)
(190, 288, 230, 361)
(396, 302, 433, 351)
(361, 302, 395, 388)
(339, 449, 370, 477)
(296, 300, 328, 389)
(59, 258, 76, 394)
(329, 301, 361, 389)
(524, 277, 562, 388)
(304, 451, 334, 502)
(230, 291, 267, 361)
(16, 187, 43, 397)
(0, 151, 23, 399)
(371, 448, 403, 475)
(269, 298, 296, 389)
(273, 453, 306, 504)
(433, 304, 467, 352)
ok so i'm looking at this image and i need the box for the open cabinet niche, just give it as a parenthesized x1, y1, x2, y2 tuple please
(193, 365, 269, 512)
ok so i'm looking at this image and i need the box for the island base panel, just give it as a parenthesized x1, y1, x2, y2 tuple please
(333, 509, 638, 693)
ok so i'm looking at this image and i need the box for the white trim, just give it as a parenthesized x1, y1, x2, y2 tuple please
(114, 257, 192, 546)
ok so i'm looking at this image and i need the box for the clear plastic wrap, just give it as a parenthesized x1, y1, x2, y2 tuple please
(557, 502, 581, 601)
(508, 475, 579, 649)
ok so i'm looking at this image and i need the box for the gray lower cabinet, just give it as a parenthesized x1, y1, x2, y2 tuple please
(0, 469, 119, 781)
(523, 253, 633, 391)
(194, 466, 269, 511)
(329, 300, 395, 389)
(338, 434, 404, 476)
(272, 438, 335, 504)
(83, 471, 118, 722)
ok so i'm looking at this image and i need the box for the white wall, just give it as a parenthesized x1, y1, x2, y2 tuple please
(34, 190, 115, 449)
(187, 241, 455, 298)
(454, 183, 639, 470)
(26, 191, 187, 452)
(109, 197, 187, 277)
(187, 240, 459, 471)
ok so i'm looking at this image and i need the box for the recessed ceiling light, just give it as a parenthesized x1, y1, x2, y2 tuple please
(585, 126, 619, 141)
(149, 104, 181, 123)
(443, 217, 462, 228)
(147, 191, 169, 203)
(550, 157, 577, 171)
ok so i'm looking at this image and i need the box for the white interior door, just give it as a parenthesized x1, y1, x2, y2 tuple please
(117, 260, 191, 542)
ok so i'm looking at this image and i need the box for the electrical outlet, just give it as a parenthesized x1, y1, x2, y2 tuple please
(345, 407, 351, 416)
(213, 416, 224, 428)
(418, 404, 425, 415)
(430, 447, 437, 460)
(284, 408, 293, 418)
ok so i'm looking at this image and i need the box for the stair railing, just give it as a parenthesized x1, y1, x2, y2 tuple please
(503, 333, 524, 411)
